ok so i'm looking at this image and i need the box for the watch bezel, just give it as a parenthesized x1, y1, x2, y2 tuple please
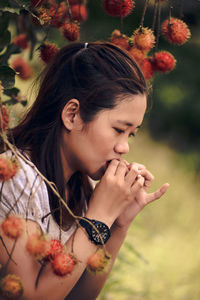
(78, 217, 111, 245)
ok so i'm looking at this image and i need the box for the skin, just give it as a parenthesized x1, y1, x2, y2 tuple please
(0, 93, 169, 300)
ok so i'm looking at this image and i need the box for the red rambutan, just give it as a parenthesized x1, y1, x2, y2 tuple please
(141, 58, 154, 80)
(39, 42, 59, 64)
(129, 46, 145, 64)
(1, 216, 25, 239)
(45, 239, 63, 261)
(132, 27, 155, 52)
(0, 274, 24, 300)
(70, 4, 88, 22)
(0, 105, 10, 131)
(0, 157, 18, 181)
(103, 0, 135, 18)
(52, 252, 77, 276)
(87, 249, 111, 274)
(26, 233, 51, 260)
(153, 51, 176, 73)
(13, 34, 28, 49)
(161, 17, 191, 45)
(11, 57, 33, 80)
(61, 22, 80, 41)
(49, 2, 68, 28)
(110, 29, 130, 50)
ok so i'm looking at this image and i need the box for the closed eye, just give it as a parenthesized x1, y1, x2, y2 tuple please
(129, 133, 135, 138)
(114, 128, 125, 134)
(114, 128, 135, 138)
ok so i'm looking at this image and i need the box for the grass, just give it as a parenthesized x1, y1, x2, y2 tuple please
(98, 131, 200, 300)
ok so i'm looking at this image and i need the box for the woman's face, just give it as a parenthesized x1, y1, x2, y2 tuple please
(62, 93, 147, 181)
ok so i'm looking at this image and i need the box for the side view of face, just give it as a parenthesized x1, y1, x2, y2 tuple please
(61, 93, 147, 181)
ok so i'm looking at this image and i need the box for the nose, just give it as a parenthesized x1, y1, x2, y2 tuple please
(114, 140, 130, 155)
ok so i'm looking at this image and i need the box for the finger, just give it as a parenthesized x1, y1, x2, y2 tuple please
(129, 162, 146, 170)
(105, 159, 120, 176)
(131, 174, 145, 193)
(115, 159, 128, 177)
(146, 183, 170, 203)
(125, 164, 140, 185)
(139, 169, 154, 188)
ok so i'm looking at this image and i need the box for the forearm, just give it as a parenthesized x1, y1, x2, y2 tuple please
(66, 224, 129, 300)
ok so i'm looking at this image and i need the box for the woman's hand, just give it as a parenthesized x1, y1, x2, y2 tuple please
(113, 162, 169, 228)
(87, 160, 147, 228)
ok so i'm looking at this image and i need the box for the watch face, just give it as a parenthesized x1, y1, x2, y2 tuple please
(91, 222, 110, 245)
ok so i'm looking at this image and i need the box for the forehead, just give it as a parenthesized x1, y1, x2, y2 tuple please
(106, 93, 147, 125)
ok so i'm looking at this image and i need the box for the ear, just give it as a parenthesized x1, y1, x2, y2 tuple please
(61, 99, 80, 131)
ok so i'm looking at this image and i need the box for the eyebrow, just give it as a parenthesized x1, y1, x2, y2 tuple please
(116, 120, 141, 129)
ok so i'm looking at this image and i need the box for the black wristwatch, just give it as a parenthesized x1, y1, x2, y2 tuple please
(78, 217, 111, 245)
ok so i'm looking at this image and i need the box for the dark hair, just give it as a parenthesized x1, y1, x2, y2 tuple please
(7, 42, 147, 227)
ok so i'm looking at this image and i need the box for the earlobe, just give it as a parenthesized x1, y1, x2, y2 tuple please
(61, 99, 80, 131)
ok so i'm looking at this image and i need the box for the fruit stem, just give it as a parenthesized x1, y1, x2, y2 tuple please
(140, 0, 150, 28)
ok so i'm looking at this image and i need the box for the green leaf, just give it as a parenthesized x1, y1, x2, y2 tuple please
(3, 87, 19, 97)
(0, 0, 11, 9)
(0, 11, 9, 34)
(3, 98, 18, 105)
(0, 65, 15, 89)
(0, 30, 11, 52)
(0, 43, 21, 65)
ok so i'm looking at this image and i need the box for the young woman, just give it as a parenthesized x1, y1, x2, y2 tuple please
(0, 42, 169, 299)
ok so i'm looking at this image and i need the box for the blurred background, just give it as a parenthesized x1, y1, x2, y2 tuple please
(1, 0, 200, 299)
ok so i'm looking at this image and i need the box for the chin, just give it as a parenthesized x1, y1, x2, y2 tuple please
(88, 166, 106, 181)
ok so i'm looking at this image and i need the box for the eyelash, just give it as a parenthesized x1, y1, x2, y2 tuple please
(114, 128, 135, 138)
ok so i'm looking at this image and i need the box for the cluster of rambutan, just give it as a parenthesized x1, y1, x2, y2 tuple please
(32, 0, 87, 44)
(104, 1, 190, 80)
(25, 232, 78, 276)
(110, 15, 191, 80)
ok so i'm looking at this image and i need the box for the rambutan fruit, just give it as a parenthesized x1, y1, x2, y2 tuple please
(70, 4, 88, 22)
(61, 22, 79, 41)
(49, 2, 67, 28)
(0, 274, 24, 300)
(132, 27, 155, 52)
(1, 216, 25, 239)
(11, 57, 33, 80)
(153, 51, 176, 73)
(13, 34, 28, 49)
(129, 46, 145, 64)
(26, 233, 51, 260)
(39, 42, 59, 64)
(161, 17, 191, 45)
(110, 29, 130, 50)
(0, 157, 18, 181)
(141, 58, 154, 80)
(87, 249, 111, 274)
(52, 252, 77, 276)
(103, 0, 135, 18)
(36, 8, 51, 25)
(0, 105, 10, 131)
(45, 239, 63, 261)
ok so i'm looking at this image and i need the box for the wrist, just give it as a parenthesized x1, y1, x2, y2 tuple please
(85, 210, 114, 229)
(111, 222, 129, 235)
